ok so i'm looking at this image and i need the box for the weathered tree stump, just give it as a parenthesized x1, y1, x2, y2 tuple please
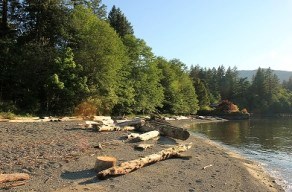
(94, 156, 117, 172)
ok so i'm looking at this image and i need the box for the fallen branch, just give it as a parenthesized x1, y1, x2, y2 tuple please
(97, 143, 192, 179)
(0, 173, 30, 184)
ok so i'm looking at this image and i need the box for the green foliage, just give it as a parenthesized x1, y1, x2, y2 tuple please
(108, 5, 134, 37)
(158, 58, 199, 114)
(0, 112, 16, 119)
(44, 47, 89, 114)
(1, 2, 291, 116)
(70, 6, 128, 114)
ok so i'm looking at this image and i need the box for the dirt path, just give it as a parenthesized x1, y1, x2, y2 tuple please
(0, 121, 284, 191)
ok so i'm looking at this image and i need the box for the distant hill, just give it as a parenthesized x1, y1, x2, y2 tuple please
(238, 70, 292, 82)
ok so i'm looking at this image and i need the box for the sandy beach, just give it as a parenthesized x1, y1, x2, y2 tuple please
(0, 119, 284, 191)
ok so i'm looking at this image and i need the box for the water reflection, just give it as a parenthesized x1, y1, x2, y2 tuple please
(189, 118, 292, 153)
(189, 118, 292, 190)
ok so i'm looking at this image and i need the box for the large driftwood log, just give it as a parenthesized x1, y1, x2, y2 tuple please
(97, 143, 192, 179)
(116, 118, 145, 128)
(136, 130, 159, 141)
(0, 173, 30, 184)
(138, 120, 190, 140)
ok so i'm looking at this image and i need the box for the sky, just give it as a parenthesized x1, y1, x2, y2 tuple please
(102, 0, 292, 71)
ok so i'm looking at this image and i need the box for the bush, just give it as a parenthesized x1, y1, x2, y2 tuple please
(0, 112, 16, 119)
(74, 100, 97, 117)
(216, 100, 239, 113)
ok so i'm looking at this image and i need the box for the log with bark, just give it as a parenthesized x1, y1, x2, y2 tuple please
(97, 143, 192, 179)
(138, 120, 190, 140)
(0, 173, 30, 184)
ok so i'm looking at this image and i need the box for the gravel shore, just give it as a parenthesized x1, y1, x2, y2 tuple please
(0, 120, 284, 191)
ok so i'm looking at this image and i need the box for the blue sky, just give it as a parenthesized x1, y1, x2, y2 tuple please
(102, 0, 292, 71)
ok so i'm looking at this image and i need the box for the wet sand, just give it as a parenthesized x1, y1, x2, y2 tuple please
(0, 120, 284, 191)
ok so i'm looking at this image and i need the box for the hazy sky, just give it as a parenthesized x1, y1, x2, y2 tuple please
(102, 0, 292, 71)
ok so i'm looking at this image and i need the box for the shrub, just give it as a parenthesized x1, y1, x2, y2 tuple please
(216, 100, 239, 113)
(74, 100, 97, 117)
(0, 112, 16, 120)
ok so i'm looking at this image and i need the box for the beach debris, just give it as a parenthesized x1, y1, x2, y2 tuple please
(116, 118, 145, 128)
(0, 181, 27, 189)
(137, 120, 190, 140)
(121, 126, 136, 131)
(85, 117, 140, 131)
(135, 144, 154, 150)
(93, 143, 103, 149)
(127, 131, 159, 142)
(97, 143, 192, 179)
(127, 133, 140, 140)
(94, 156, 117, 172)
(136, 131, 160, 141)
(202, 164, 213, 170)
(0, 173, 30, 184)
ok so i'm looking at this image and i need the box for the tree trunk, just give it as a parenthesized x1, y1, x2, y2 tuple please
(97, 143, 192, 179)
(138, 120, 190, 140)
(0, 173, 30, 184)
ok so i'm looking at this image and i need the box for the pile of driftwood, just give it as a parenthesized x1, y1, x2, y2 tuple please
(85, 116, 192, 179)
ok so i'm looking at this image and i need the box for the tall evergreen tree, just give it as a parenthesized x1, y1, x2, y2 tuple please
(108, 5, 134, 37)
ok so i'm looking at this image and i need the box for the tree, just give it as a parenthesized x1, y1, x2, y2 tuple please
(192, 78, 210, 110)
(108, 5, 134, 37)
(283, 76, 292, 91)
(122, 35, 163, 114)
(44, 47, 89, 114)
(70, 6, 128, 114)
(157, 58, 198, 114)
(189, 65, 210, 110)
(71, 0, 107, 19)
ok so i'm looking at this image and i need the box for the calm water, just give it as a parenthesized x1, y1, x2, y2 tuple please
(189, 118, 292, 191)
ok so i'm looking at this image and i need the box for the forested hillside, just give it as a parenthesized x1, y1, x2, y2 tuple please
(1, 0, 292, 116)
(238, 70, 292, 82)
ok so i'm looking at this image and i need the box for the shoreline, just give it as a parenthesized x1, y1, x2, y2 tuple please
(0, 120, 284, 191)
(170, 119, 287, 191)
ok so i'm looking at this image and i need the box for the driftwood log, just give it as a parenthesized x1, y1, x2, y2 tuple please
(0, 173, 30, 184)
(138, 120, 190, 140)
(97, 143, 192, 179)
(136, 130, 159, 141)
(116, 118, 145, 128)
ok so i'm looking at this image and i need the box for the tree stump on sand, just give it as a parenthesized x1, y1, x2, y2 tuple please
(94, 156, 117, 172)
